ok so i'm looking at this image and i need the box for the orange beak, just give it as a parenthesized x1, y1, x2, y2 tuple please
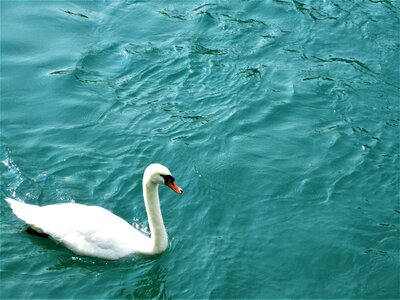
(166, 181, 183, 194)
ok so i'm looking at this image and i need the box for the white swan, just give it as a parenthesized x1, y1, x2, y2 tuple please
(4, 163, 183, 260)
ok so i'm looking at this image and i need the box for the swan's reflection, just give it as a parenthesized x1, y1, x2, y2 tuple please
(133, 263, 168, 299)
(46, 254, 169, 299)
(116, 260, 168, 300)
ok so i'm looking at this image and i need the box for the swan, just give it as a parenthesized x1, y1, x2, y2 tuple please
(4, 163, 183, 260)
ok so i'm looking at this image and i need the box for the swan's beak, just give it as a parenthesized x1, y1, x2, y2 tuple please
(166, 181, 183, 194)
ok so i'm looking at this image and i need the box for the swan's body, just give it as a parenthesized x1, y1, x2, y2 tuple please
(4, 164, 183, 260)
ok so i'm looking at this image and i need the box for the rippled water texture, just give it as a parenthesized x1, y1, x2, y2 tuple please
(1, 1, 399, 299)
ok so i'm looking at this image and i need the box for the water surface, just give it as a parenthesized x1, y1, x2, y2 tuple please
(1, 1, 399, 299)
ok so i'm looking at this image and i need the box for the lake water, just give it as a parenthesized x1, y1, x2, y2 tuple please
(1, 1, 399, 299)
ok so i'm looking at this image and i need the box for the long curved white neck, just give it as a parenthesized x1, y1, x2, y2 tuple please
(143, 180, 168, 254)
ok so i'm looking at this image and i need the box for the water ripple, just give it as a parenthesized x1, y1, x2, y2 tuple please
(1, 1, 399, 298)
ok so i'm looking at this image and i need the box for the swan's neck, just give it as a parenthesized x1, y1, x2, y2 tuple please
(143, 181, 168, 254)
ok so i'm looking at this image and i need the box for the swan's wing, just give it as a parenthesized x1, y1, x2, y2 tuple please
(5, 198, 149, 259)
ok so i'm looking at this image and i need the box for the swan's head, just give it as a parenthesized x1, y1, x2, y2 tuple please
(144, 163, 183, 194)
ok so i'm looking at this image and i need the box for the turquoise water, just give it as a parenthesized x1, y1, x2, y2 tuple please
(1, 0, 399, 298)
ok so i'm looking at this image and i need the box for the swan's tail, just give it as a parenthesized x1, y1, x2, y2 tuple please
(4, 197, 41, 226)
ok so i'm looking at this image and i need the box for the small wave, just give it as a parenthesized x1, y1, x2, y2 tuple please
(1, 145, 41, 201)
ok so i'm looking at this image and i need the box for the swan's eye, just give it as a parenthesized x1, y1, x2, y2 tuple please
(160, 174, 174, 185)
